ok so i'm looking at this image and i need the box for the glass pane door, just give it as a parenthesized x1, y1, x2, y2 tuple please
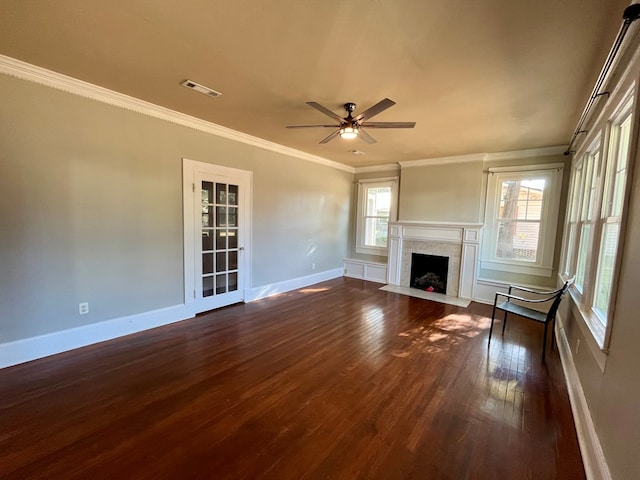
(201, 181, 239, 298)
(184, 159, 250, 315)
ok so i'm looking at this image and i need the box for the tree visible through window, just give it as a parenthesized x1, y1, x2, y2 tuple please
(496, 179, 545, 262)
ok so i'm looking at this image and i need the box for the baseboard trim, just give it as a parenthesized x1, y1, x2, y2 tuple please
(555, 314, 611, 480)
(0, 304, 194, 369)
(0, 270, 345, 369)
(245, 268, 344, 302)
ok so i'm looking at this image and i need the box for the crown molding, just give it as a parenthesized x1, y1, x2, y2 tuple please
(354, 163, 400, 174)
(0, 54, 354, 174)
(398, 145, 567, 168)
(399, 153, 485, 168)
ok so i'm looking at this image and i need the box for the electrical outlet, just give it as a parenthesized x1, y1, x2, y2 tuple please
(312, 263, 316, 270)
(79, 302, 89, 315)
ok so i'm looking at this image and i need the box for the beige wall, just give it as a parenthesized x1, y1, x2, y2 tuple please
(398, 161, 483, 223)
(0, 74, 351, 342)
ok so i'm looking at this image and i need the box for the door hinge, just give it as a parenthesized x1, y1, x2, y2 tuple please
(193, 289, 196, 299)
(192, 183, 195, 193)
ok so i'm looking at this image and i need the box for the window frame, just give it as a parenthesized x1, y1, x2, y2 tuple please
(593, 104, 632, 323)
(482, 164, 564, 277)
(355, 177, 399, 256)
(560, 84, 637, 352)
(572, 135, 603, 300)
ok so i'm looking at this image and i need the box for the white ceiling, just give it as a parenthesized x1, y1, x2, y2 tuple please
(0, 0, 631, 168)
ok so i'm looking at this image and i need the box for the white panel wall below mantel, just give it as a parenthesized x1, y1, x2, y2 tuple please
(344, 259, 387, 284)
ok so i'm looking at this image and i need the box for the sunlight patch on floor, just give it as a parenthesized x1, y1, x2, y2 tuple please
(392, 314, 490, 356)
(434, 313, 491, 333)
(300, 287, 330, 293)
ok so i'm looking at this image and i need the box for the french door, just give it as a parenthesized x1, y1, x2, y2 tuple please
(183, 159, 252, 314)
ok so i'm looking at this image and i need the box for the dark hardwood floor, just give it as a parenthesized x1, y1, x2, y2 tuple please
(0, 278, 584, 479)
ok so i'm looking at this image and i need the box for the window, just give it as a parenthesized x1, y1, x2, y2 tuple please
(482, 165, 563, 276)
(561, 91, 635, 348)
(355, 177, 398, 255)
(561, 165, 583, 279)
(574, 140, 601, 294)
(593, 110, 631, 320)
(495, 178, 544, 262)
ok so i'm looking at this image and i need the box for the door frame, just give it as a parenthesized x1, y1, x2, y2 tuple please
(182, 158, 252, 314)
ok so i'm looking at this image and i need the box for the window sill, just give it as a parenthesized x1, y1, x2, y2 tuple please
(567, 288, 607, 350)
(481, 260, 553, 277)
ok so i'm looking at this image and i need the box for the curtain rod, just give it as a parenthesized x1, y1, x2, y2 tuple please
(564, 4, 640, 156)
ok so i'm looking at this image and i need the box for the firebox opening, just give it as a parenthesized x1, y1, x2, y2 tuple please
(410, 253, 449, 294)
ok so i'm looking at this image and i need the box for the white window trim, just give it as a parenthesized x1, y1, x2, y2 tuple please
(561, 81, 637, 352)
(355, 177, 398, 256)
(481, 164, 564, 277)
(572, 134, 603, 300)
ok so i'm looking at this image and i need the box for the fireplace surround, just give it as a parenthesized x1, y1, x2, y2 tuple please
(387, 221, 483, 300)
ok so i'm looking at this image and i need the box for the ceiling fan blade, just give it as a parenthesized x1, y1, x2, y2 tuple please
(358, 129, 377, 144)
(306, 102, 345, 122)
(286, 124, 340, 128)
(354, 98, 396, 122)
(319, 129, 340, 144)
(361, 121, 416, 129)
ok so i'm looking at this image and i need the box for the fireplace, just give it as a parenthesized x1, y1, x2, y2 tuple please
(387, 221, 483, 300)
(410, 253, 449, 294)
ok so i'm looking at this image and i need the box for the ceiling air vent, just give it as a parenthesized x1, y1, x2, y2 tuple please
(181, 79, 222, 98)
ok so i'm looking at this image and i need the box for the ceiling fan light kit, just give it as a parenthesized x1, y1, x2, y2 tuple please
(286, 98, 415, 144)
(339, 126, 359, 139)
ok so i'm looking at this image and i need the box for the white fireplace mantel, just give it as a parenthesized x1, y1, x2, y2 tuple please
(387, 221, 484, 300)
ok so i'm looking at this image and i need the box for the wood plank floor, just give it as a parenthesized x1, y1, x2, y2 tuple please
(0, 278, 584, 479)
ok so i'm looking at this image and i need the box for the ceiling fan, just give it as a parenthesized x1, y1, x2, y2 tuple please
(286, 98, 416, 144)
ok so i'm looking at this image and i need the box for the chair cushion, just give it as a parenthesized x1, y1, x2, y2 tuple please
(496, 301, 548, 324)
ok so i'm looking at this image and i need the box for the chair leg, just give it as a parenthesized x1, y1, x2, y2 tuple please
(542, 321, 549, 362)
(551, 319, 556, 351)
(501, 310, 508, 336)
(488, 305, 497, 346)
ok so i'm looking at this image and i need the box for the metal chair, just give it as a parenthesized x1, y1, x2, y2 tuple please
(488, 280, 572, 361)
